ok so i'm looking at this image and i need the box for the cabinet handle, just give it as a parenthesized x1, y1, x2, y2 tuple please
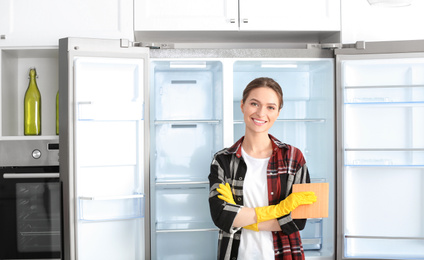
(243, 19, 248, 23)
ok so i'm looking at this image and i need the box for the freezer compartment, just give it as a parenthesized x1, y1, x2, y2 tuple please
(344, 167, 424, 239)
(155, 184, 214, 231)
(154, 122, 222, 182)
(300, 218, 323, 250)
(78, 194, 145, 221)
(344, 105, 424, 149)
(344, 237, 424, 259)
(156, 231, 218, 260)
(151, 60, 223, 121)
(77, 219, 145, 260)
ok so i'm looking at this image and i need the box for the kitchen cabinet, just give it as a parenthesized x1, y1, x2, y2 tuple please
(0, 0, 133, 47)
(341, 0, 424, 43)
(134, 0, 340, 43)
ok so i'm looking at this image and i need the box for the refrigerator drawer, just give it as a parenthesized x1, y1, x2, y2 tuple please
(156, 231, 218, 260)
(152, 60, 223, 121)
(155, 184, 213, 230)
(300, 218, 323, 250)
(154, 122, 222, 182)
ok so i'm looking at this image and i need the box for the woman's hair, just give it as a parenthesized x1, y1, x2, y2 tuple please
(242, 77, 283, 110)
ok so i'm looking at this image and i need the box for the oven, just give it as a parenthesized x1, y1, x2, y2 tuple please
(0, 139, 61, 259)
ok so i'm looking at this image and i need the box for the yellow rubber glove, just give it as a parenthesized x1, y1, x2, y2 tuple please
(243, 223, 259, 232)
(255, 191, 317, 223)
(216, 183, 259, 232)
(217, 183, 236, 204)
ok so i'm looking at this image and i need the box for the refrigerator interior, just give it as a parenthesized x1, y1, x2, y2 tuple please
(150, 60, 223, 259)
(340, 55, 424, 259)
(232, 59, 335, 258)
(73, 56, 146, 260)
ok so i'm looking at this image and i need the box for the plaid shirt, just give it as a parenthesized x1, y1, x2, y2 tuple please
(208, 135, 310, 260)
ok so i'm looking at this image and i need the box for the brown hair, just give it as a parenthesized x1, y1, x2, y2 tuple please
(242, 77, 283, 110)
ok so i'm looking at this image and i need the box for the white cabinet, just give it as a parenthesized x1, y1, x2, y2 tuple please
(341, 0, 424, 43)
(239, 0, 340, 31)
(0, 0, 133, 47)
(135, 0, 238, 31)
(135, 0, 340, 32)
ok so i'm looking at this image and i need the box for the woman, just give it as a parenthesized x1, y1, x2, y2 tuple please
(208, 77, 316, 260)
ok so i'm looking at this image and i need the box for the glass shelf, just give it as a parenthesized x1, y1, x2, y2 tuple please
(156, 221, 217, 233)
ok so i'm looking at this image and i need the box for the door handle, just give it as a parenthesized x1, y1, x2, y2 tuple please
(3, 173, 59, 179)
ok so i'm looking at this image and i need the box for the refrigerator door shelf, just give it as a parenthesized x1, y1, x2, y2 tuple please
(78, 194, 145, 221)
(344, 236, 424, 259)
(344, 84, 424, 104)
(344, 149, 424, 167)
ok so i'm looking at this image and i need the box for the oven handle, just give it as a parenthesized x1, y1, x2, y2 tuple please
(3, 173, 59, 179)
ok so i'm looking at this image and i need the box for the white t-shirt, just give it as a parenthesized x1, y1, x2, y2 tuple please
(238, 147, 274, 260)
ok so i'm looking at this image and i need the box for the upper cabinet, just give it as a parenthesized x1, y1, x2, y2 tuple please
(135, 0, 239, 31)
(0, 0, 133, 47)
(341, 0, 424, 43)
(239, 0, 340, 31)
(134, 0, 340, 43)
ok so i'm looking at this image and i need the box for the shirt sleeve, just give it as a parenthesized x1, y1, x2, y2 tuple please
(208, 153, 243, 234)
(277, 163, 311, 235)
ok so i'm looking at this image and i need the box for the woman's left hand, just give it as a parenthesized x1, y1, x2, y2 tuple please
(217, 183, 236, 204)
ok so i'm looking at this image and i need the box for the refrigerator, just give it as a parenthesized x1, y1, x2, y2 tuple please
(60, 38, 336, 260)
(59, 37, 424, 260)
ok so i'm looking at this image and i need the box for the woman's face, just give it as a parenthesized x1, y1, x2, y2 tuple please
(241, 86, 281, 135)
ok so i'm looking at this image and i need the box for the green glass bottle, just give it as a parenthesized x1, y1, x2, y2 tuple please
(56, 90, 59, 135)
(24, 68, 41, 135)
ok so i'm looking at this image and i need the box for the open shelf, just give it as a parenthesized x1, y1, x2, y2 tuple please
(1, 48, 58, 137)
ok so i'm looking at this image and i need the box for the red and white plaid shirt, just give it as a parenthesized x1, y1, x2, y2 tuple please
(209, 135, 310, 260)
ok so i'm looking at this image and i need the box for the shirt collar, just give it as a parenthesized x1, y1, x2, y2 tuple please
(229, 134, 288, 158)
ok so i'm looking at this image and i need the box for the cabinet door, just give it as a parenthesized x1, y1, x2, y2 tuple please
(239, 0, 340, 31)
(134, 0, 238, 31)
(0, 0, 133, 47)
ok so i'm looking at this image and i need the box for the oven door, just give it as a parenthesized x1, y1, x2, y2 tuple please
(0, 166, 61, 259)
